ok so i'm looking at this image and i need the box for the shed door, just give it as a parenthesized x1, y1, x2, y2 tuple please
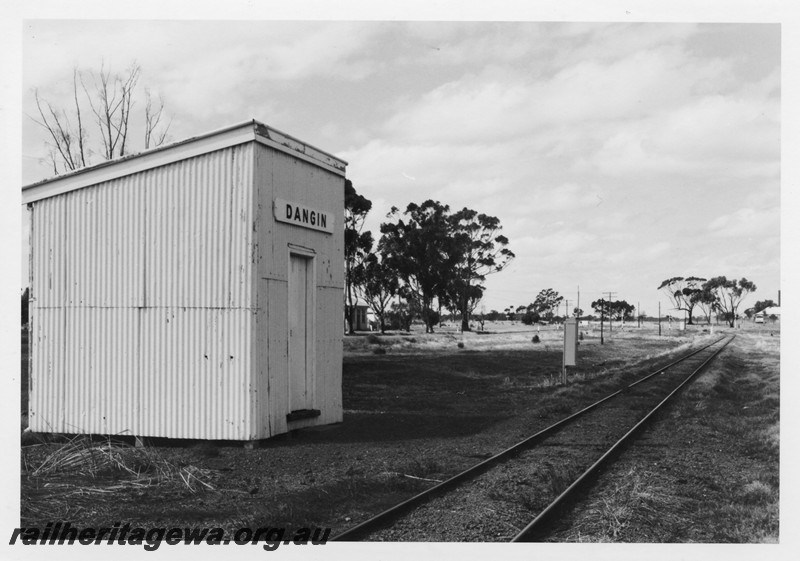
(288, 253, 314, 412)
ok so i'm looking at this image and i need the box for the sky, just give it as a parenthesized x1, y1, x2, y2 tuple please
(12, 6, 786, 321)
(3, 4, 799, 560)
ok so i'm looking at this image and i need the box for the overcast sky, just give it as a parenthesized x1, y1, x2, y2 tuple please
(16, 13, 783, 318)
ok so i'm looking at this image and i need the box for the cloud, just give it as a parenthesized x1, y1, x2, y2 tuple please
(357, 37, 774, 195)
(19, 21, 781, 315)
(707, 207, 779, 238)
(555, 23, 699, 66)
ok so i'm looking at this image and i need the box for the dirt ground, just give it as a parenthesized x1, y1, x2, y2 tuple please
(19, 321, 780, 542)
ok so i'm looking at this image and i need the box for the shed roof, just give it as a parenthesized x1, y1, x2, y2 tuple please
(22, 119, 348, 204)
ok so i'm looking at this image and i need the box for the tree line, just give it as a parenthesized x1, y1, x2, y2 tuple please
(345, 182, 515, 334)
(657, 276, 758, 328)
(491, 292, 636, 325)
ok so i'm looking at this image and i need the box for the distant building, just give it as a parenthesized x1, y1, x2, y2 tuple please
(346, 299, 374, 331)
(755, 306, 781, 323)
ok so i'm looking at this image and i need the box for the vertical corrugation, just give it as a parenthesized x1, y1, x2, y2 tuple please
(29, 144, 255, 440)
(138, 147, 253, 310)
(136, 308, 250, 439)
(28, 308, 65, 432)
(62, 179, 146, 308)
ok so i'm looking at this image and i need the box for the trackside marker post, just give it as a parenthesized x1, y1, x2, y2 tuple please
(562, 317, 578, 384)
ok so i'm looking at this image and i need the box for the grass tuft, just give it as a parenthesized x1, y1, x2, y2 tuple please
(740, 481, 773, 505)
(26, 435, 214, 492)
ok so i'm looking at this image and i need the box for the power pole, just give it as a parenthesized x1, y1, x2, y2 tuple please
(600, 301, 604, 345)
(658, 301, 662, 336)
(606, 291, 617, 337)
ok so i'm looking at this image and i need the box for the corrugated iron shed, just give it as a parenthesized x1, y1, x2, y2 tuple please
(24, 120, 346, 441)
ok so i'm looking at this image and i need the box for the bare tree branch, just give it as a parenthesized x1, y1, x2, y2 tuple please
(31, 61, 168, 173)
(32, 90, 78, 172)
(144, 87, 171, 149)
(72, 68, 86, 168)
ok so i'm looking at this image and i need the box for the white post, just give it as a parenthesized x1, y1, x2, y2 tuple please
(563, 318, 578, 385)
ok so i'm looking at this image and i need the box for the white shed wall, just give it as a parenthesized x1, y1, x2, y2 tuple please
(28, 144, 257, 439)
(27, 122, 346, 442)
(251, 144, 344, 438)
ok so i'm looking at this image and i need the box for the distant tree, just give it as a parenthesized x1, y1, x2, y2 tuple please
(691, 286, 717, 325)
(344, 180, 373, 334)
(380, 201, 461, 333)
(703, 277, 757, 328)
(608, 300, 635, 321)
(31, 62, 171, 174)
(591, 299, 610, 319)
(440, 278, 484, 329)
(386, 298, 414, 332)
(521, 310, 541, 326)
(533, 289, 563, 321)
(143, 87, 170, 149)
(591, 298, 611, 343)
(449, 209, 514, 331)
(753, 299, 777, 314)
(573, 307, 584, 318)
(357, 253, 399, 334)
(657, 276, 706, 325)
(474, 306, 487, 331)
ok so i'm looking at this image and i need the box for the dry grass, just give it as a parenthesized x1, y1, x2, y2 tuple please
(25, 435, 214, 492)
(553, 331, 779, 543)
(574, 469, 680, 541)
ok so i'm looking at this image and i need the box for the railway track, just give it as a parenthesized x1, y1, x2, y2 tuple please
(332, 335, 735, 542)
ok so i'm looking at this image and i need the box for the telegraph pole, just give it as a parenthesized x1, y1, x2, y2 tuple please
(605, 291, 617, 337)
(600, 301, 604, 345)
(658, 301, 662, 336)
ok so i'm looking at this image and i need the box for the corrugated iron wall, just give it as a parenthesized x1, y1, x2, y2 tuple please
(28, 144, 256, 439)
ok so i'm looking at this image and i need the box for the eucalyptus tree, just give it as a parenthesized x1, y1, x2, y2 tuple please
(703, 277, 757, 327)
(609, 300, 635, 321)
(691, 287, 718, 325)
(441, 279, 485, 329)
(356, 252, 399, 334)
(753, 299, 778, 314)
(449, 209, 515, 331)
(591, 298, 610, 343)
(533, 288, 563, 321)
(379, 200, 461, 333)
(344, 180, 373, 334)
(657, 276, 706, 325)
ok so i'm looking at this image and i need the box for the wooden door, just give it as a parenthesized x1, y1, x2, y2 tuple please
(288, 253, 313, 412)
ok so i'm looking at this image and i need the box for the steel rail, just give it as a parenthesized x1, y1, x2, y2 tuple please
(511, 335, 735, 542)
(332, 335, 729, 541)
